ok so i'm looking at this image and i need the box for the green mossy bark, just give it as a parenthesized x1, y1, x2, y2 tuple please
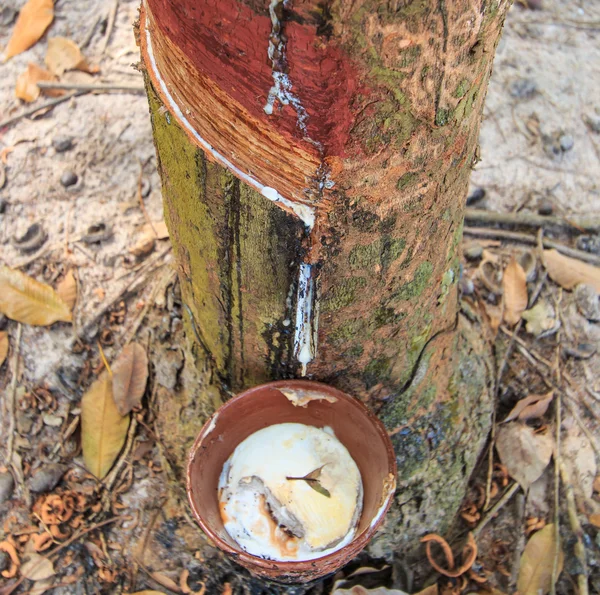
(147, 83, 304, 392)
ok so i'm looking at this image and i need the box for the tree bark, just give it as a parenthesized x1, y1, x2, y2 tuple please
(138, 0, 510, 572)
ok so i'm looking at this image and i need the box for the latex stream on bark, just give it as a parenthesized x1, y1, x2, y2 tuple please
(142, 1, 319, 374)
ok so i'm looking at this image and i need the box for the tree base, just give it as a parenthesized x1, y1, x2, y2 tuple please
(149, 303, 493, 578)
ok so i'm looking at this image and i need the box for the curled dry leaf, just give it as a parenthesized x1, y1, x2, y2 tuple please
(0, 266, 72, 326)
(543, 249, 600, 292)
(517, 524, 563, 595)
(81, 373, 130, 479)
(495, 423, 554, 492)
(56, 269, 77, 311)
(503, 257, 528, 326)
(112, 343, 149, 416)
(0, 331, 8, 367)
(15, 63, 58, 103)
(130, 231, 155, 257)
(4, 0, 54, 60)
(0, 541, 20, 578)
(20, 553, 55, 581)
(522, 301, 555, 336)
(44, 37, 96, 76)
(503, 392, 553, 423)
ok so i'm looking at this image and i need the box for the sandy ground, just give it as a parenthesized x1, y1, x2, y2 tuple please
(1, 0, 600, 593)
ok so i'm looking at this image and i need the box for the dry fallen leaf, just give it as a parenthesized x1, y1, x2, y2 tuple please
(44, 37, 95, 76)
(130, 231, 155, 257)
(20, 553, 55, 581)
(503, 392, 553, 423)
(111, 343, 149, 416)
(503, 257, 528, 326)
(4, 0, 54, 60)
(495, 423, 554, 492)
(543, 249, 600, 293)
(81, 373, 130, 479)
(56, 269, 77, 311)
(15, 63, 58, 103)
(144, 221, 170, 240)
(517, 524, 563, 595)
(522, 301, 556, 336)
(0, 331, 8, 367)
(0, 266, 72, 326)
(589, 514, 600, 528)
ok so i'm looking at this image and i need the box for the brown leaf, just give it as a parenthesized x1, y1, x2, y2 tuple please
(543, 249, 600, 292)
(495, 423, 554, 491)
(130, 231, 155, 257)
(20, 553, 55, 581)
(0, 331, 8, 367)
(589, 514, 600, 528)
(503, 392, 553, 423)
(56, 270, 77, 311)
(503, 257, 528, 326)
(15, 63, 58, 103)
(4, 0, 54, 60)
(81, 373, 130, 479)
(44, 37, 94, 76)
(111, 343, 149, 416)
(517, 524, 563, 595)
(0, 266, 72, 326)
(153, 221, 170, 240)
(150, 572, 184, 594)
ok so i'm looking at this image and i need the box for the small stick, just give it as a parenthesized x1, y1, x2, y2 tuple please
(465, 207, 600, 233)
(36, 81, 144, 93)
(559, 461, 589, 595)
(473, 482, 520, 538)
(103, 417, 138, 492)
(0, 92, 82, 130)
(100, 0, 119, 55)
(550, 308, 562, 595)
(463, 227, 600, 266)
(4, 324, 22, 466)
(509, 491, 526, 591)
(80, 14, 101, 49)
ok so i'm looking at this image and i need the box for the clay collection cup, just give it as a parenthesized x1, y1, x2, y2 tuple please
(186, 380, 397, 583)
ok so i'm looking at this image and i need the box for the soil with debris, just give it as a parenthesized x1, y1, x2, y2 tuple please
(1, 0, 599, 594)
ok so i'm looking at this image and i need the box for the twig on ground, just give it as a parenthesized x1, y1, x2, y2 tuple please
(473, 482, 520, 538)
(100, 0, 119, 55)
(559, 461, 589, 595)
(0, 92, 83, 130)
(484, 273, 547, 509)
(463, 227, 600, 266)
(4, 324, 22, 466)
(103, 417, 138, 494)
(37, 81, 145, 93)
(551, 304, 562, 595)
(80, 248, 171, 338)
(509, 491, 526, 591)
(465, 208, 600, 233)
(80, 14, 101, 49)
(50, 415, 80, 459)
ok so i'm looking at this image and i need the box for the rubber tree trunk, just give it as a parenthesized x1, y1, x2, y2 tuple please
(138, 0, 510, 563)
